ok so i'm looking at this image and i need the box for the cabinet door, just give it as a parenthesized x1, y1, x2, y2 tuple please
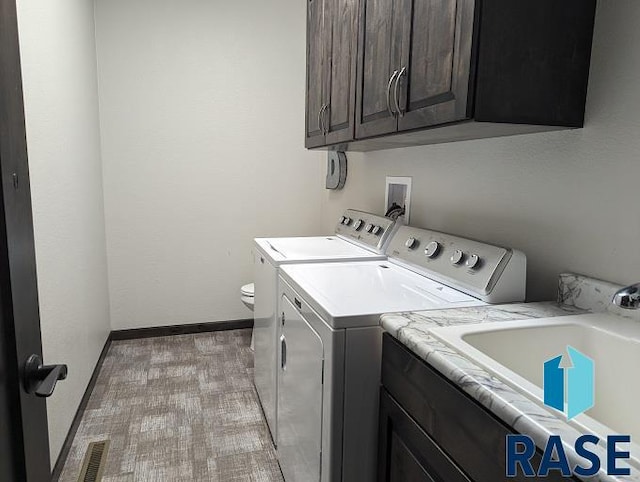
(395, 0, 476, 132)
(306, 0, 328, 148)
(378, 389, 471, 482)
(324, 0, 358, 145)
(278, 295, 324, 482)
(355, 0, 409, 139)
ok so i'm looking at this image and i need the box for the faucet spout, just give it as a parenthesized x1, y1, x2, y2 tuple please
(612, 283, 640, 309)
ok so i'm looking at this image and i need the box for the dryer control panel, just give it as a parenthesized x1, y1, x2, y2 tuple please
(385, 225, 527, 303)
(334, 209, 396, 253)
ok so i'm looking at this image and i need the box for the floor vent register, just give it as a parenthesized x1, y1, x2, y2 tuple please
(78, 440, 110, 482)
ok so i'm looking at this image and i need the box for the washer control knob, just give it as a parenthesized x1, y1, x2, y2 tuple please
(424, 241, 441, 258)
(372, 225, 382, 235)
(339, 216, 346, 224)
(365, 223, 374, 233)
(405, 237, 418, 249)
(451, 249, 465, 265)
(343, 217, 352, 226)
(466, 254, 481, 269)
(354, 219, 364, 230)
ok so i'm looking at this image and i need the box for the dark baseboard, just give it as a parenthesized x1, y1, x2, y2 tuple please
(110, 319, 254, 341)
(51, 334, 112, 482)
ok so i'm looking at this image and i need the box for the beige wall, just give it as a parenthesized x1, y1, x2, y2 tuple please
(322, 0, 640, 301)
(94, 0, 325, 329)
(16, 0, 111, 462)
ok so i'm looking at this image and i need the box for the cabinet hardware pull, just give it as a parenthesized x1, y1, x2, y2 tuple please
(319, 104, 328, 135)
(386, 70, 399, 117)
(394, 67, 407, 117)
(294, 298, 302, 310)
(323, 104, 330, 135)
(317, 105, 324, 134)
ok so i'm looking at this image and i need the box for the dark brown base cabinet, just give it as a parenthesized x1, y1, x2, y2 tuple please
(378, 334, 578, 482)
(306, 0, 597, 151)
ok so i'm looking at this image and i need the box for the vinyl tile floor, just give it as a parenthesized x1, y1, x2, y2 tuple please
(57, 329, 284, 482)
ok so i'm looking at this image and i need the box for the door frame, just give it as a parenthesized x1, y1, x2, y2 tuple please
(0, 0, 53, 480)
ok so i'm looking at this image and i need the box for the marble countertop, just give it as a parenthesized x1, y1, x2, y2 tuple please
(380, 274, 638, 482)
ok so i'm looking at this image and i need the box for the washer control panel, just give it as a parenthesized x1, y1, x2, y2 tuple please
(335, 209, 396, 252)
(385, 225, 526, 301)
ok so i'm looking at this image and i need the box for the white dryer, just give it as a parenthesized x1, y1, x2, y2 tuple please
(253, 210, 398, 445)
(276, 225, 527, 482)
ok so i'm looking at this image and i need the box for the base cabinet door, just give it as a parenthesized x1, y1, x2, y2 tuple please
(278, 295, 324, 482)
(380, 334, 579, 482)
(378, 389, 471, 482)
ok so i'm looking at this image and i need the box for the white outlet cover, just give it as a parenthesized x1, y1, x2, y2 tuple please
(385, 176, 412, 224)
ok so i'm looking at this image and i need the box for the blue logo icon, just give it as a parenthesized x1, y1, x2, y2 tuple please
(543, 346, 594, 419)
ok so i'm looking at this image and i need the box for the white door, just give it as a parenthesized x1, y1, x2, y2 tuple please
(253, 251, 278, 441)
(278, 295, 324, 482)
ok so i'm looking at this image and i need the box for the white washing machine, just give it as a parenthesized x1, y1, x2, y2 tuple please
(253, 209, 398, 445)
(276, 225, 527, 482)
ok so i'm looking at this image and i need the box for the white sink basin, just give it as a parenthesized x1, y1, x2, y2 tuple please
(430, 313, 640, 463)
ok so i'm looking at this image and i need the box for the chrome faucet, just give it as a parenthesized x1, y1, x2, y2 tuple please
(612, 283, 640, 309)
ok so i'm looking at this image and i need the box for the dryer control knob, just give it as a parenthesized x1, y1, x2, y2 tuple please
(354, 219, 364, 230)
(343, 217, 352, 225)
(365, 223, 374, 233)
(424, 241, 441, 258)
(466, 254, 481, 269)
(339, 216, 346, 224)
(405, 238, 418, 249)
(451, 249, 464, 265)
(372, 225, 382, 235)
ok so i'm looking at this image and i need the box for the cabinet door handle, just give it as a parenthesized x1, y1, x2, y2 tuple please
(386, 70, 399, 117)
(323, 104, 330, 135)
(319, 104, 329, 135)
(394, 67, 407, 117)
(317, 105, 324, 134)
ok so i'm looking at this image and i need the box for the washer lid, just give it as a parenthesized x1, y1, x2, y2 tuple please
(280, 260, 484, 324)
(240, 283, 254, 297)
(254, 236, 383, 264)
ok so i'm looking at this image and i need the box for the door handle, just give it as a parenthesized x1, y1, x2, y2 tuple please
(23, 354, 68, 398)
(318, 104, 328, 135)
(280, 335, 287, 370)
(386, 70, 399, 117)
(394, 67, 407, 117)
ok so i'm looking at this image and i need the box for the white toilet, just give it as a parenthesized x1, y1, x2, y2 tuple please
(240, 283, 254, 311)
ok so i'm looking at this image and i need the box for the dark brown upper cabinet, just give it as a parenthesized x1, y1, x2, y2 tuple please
(305, 0, 359, 148)
(306, 0, 597, 151)
(306, 0, 327, 148)
(357, 0, 475, 139)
